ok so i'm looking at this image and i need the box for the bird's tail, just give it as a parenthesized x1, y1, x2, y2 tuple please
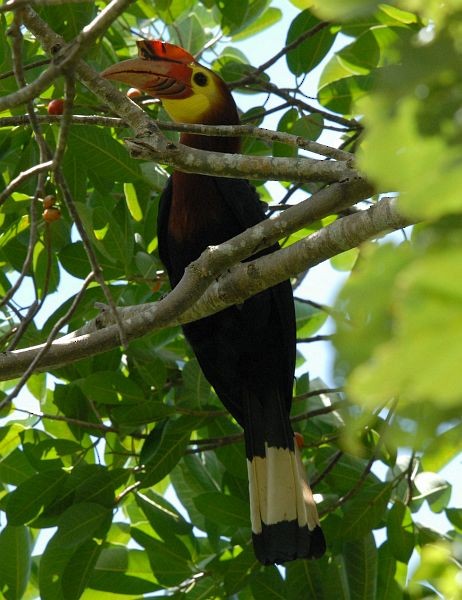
(243, 391, 326, 565)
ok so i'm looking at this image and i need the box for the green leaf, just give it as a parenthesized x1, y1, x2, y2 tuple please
(292, 113, 324, 141)
(318, 66, 373, 114)
(67, 127, 141, 183)
(274, 108, 298, 158)
(218, 0, 269, 36)
(77, 372, 144, 405)
(171, 11, 210, 55)
(170, 454, 221, 530)
(0, 423, 26, 460)
(313, 0, 380, 21)
(223, 547, 259, 596)
(139, 416, 201, 487)
(250, 566, 285, 599)
(331, 247, 359, 271)
(347, 244, 462, 408)
(52, 503, 109, 549)
(286, 559, 325, 599)
(421, 423, 462, 472)
(286, 10, 337, 75)
(33, 242, 60, 296)
(37, 2, 96, 40)
(337, 483, 392, 541)
(0, 448, 36, 485)
(194, 492, 250, 528)
(61, 539, 103, 600)
(123, 182, 142, 222)
(0, 525, 31, 600)
(295, 299, 328, 338)
(68, 464, 126, 508)
(178, 359, 211, 406)
(414, 472, 451, 513)
(359, 32, 462, 220)
(131, 528, 191, 587)
(92, 201, 134, 270)
(39, 509, 109, 600)
(89, 546, 161, 594)
(111, 400, 174, 427)
(136, 490, 193, 538)
(377, 542, 404, 600)
(5, 469, 68, 525)
(232, 7, 282, 41)
(387, 501, 415, 563)
(446, 508, 462, 532)
(344, 532, 377, 600)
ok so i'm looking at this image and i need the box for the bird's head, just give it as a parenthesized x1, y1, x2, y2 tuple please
(101, 40, 239, 126)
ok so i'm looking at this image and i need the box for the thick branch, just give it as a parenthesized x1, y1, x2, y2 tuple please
(0, 197, 414, 381)
(125, 136, 357, 183)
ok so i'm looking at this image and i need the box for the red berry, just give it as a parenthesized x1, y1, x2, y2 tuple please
(47, 99, 64, 115)
(43, 207, 61, 223)
(294, 432, 304, 449)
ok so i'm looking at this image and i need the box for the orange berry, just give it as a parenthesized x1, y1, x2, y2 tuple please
(47, 99, 64, 115)
(127, 87, 142, 99)
(43, 207, 61, 223)
(43, 194, 56, 209)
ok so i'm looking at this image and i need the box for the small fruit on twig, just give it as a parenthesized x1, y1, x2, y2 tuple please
(47, 99, 64, 115)
(127, 87, 142, 99)
(43, 194, 56, 209)
(43, 207, 61, 223)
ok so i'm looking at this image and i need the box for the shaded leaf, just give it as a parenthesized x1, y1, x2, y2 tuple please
(139, 416, 202, 487)
(5, 469, 68, 525)
(194, 492, 250, 528)
(0, 525, 31, 600)
(344, 532, 377, 600)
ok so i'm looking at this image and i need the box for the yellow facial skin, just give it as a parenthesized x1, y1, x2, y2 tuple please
(161, 64, 224, 124)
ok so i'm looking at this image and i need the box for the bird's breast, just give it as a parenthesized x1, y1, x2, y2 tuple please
(166, 172, 243, 284)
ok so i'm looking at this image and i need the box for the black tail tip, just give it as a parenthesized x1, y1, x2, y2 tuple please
(253, 522, 326, 565)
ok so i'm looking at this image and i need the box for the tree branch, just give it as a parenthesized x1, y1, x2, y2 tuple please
(0, 196, 414, 382)
(0, 0, 134, 112)
(0, 115, 353, 162)
(18, 8, 361, 184)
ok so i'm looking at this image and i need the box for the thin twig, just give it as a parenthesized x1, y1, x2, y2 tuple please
(297, 334, 333, 344)
(231, 21, 331, 87)
(54, 172, 129, 350)
(291, 400, 346, 424)
(319, 400, 398, 516)
(0, 160, 52, 205)
(0, 114, 354, 162)
(293, 387, 343, 403)
(0, 272, 95, 410)
(310, 449, 343, 488)
(0, 57, 49, 80)
(52, 74, 75, 168)
(13, 406, 119, 434)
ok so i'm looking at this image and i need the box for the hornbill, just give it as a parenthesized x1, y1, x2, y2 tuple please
(102, 40, 326, 565)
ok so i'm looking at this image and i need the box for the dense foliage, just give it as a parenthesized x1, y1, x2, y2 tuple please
(0, 0, 461, 598)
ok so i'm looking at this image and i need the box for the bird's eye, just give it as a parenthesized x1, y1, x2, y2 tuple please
(193, 72, 208, 87)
